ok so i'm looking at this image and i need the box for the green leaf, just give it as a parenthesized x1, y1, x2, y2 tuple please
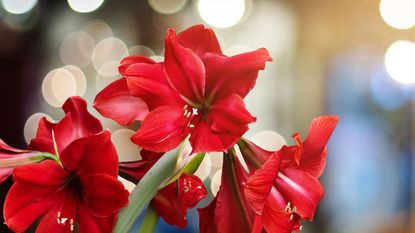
(138, 207, 159, 233)
(182, 152, 205, 174)
(114, 148, 179, 233)
(161, 152, 205, 188)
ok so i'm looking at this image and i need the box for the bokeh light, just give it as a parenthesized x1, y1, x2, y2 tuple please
(1, 0, 37, 15)
(82, 20, 113, 43)
(224, 44, 253, 56)
(194, 154, 212, 181)
(207, 152, 223, 169)
(63, 65, 87, 97)
(250, 130, 286, 151)
(379, 0, 415, 30)
(369, 68, 411, 111)
(384, 40, 415, 84)
(60, 31, 95, 68)
(95, 73, 119, 91)
(118, 176, 136, 193)
(92, 37, 128, 76)
(67, 0, 104, 13)
(23, 113, 53, 144)
(198, 0, 245, 28)
(112, 129, 141, 162)
(150, 55, 164, 62)
(148, 0, 187, 14)
(128, 45, 155, 57)
(42, 68, 77, 108)
(210, 169, 222, 196)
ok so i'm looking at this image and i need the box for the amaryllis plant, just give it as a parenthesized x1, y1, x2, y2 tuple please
(0, 25, 338, 233)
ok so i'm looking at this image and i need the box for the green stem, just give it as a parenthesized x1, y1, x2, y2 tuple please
(138, 207, 159, 233)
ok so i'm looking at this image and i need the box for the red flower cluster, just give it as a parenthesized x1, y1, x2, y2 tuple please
(2, 97, 129, 233)
(0, 24, 338, 233)
(94, 25, 272, 153)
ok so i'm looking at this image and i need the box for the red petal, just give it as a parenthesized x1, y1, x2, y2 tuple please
(151, 183, 187, 228)
(131, 106, 188, 153)
(245, 153, 280, 215)
(177, 174, 207, 208)
(54, 97, 103, 152)
(252, 215, 263, 233)
(13, 160, 68, 201)
(0, 140, 49, 184)
(212, 154, 253, 233)
(189, 121, 240, 153)
(262, 195, 302, 233)
(77, 200, 118, 233)
(238, 138, 274, 170)
(4, 182, 57, 232)
(0, 139, 32, 154)
(0, 168, 12, 184)
(94, 78, 149, 125)
(60, 131, 118, 177)
(198, 198, 218, 233)
(35, 204, 71, 233)
(119, 55, 155, 76)
(81, 173, 129, 218)
(125, 63, 184, 110)
(119, 151, 163, 183)
(34, 117, 55, 139)
(300, 116, 338, 177)
(275, 168, 324, 220)
(204, 48, 272, 101)
(177, 24, 222, 58)
(164, 28, 206, 103)
(13, 160, 69, 186)
(208, 94, 256, 136)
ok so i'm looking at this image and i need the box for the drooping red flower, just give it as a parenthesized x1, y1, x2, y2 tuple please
(119, 152, 207, 228)
(94, 24, 272, 153)
(198, 116, 338, 233)
(3, 97, 129, 233)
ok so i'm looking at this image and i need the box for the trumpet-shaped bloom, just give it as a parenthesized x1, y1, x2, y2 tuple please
(198, 116, 338, 233)
(94, 25, 272, 153)
(3, 97, 129, 233)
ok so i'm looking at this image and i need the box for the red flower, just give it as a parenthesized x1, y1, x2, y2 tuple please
(94, 25, 272, 153)
(119, 151, 207, 228)
(198, 116, 338, 233)
(3, 97, 129, 233)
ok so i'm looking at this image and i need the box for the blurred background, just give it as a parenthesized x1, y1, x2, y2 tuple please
(0, 0, 413, 232)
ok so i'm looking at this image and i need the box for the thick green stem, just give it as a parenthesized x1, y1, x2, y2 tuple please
(138, 207, 159, 233)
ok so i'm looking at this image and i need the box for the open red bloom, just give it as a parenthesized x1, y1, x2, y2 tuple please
(3, 97, 129, 233)
(119, 152, 207, 228)
(198, 116, 338, 233)
(94, 25, 272, 153)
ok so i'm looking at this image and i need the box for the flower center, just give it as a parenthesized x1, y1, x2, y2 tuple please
(56, 173, 81, 232)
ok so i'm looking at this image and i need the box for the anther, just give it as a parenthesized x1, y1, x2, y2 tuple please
(192, 108, 198, 115)
(189, 124, 195, 128)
